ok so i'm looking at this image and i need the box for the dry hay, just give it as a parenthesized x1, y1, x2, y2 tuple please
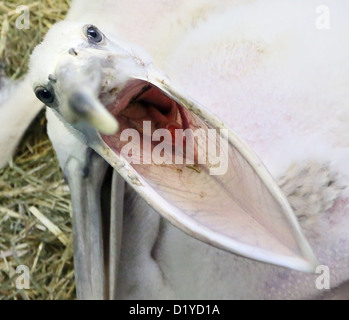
(0, 0, 75, 300)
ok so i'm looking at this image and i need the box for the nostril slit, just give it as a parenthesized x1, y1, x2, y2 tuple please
(48, 74, 57, 82)
(68, 48, 78, 56)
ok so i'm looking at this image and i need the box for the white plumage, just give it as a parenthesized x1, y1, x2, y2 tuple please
(2, 0, 349, 299)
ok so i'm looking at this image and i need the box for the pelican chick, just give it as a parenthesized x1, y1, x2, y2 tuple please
(13, 0, 349, 299)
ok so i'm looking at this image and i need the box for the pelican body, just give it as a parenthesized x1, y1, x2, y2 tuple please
(2, 0, 349, 299)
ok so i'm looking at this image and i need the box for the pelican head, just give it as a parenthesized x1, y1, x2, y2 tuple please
(30, 22, 156, 134)
(29, 20, 318, 296)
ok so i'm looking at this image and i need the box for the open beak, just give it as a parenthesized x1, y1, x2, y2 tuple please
(51, 53, 318, 299)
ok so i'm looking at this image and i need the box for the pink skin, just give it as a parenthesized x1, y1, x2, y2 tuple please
(101, 81, 202, 163)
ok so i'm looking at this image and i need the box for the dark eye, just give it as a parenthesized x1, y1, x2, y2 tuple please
(35, 86, 55, 105)
(84, 25, 104, 44)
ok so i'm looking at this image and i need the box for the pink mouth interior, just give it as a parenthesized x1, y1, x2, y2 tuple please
(101, 80, 201, 163)
(118, 84, 189, 136)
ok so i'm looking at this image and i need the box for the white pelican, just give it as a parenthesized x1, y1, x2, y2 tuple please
(2, 0, 349, 299)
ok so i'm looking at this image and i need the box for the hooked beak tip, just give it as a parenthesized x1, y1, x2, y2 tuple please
(68, 91, 119, 135)
(90, 111, 119, 135)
